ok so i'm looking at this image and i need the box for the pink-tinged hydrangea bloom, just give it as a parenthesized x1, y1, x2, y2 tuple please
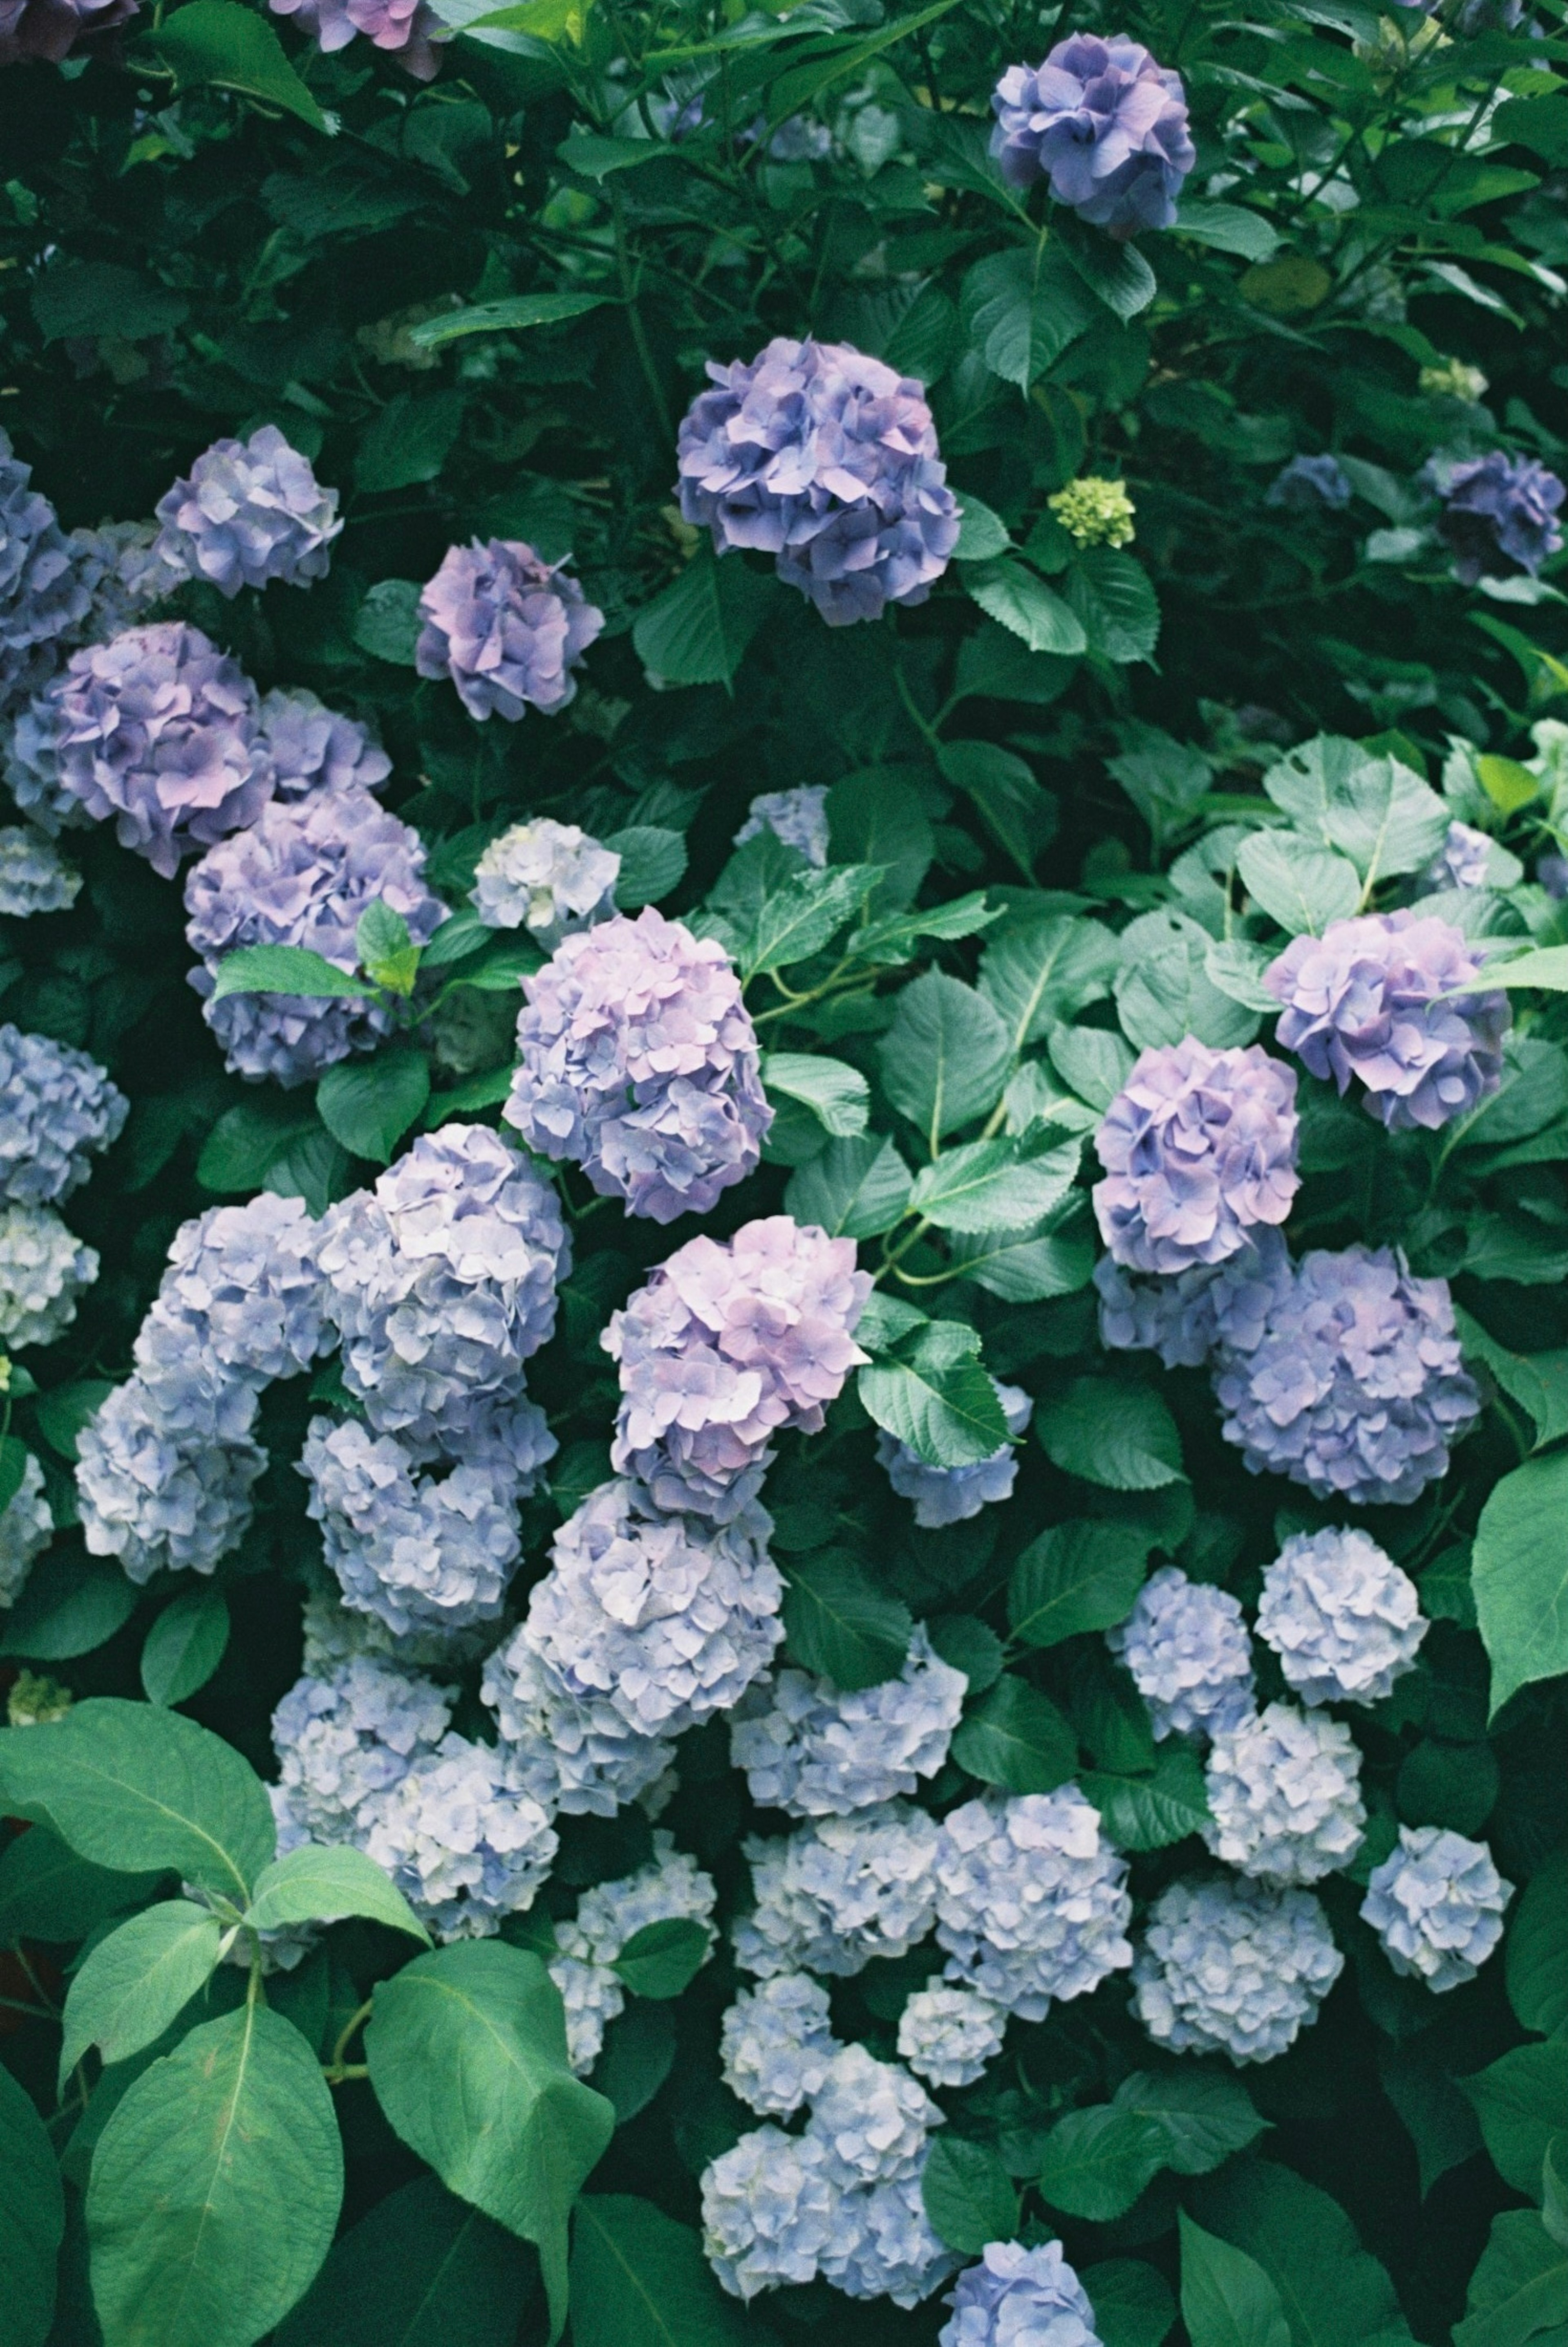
(185, 783, 446, 1087)
(154, 428, 342, 597)
(1093, 1037, 1299, 1273)
(0, 431, 93, 713)
(47, 622, 273, 879)
(1265, 910, 1508, 1132)
(505, 907, 771, 1223)
(675, 337, 959, 626)
(1431, 451, 1565, 584)
(0, 0, 136, 61)
(268, 0, 441, 77)
(1211, 1242, 1479, 1506)
(415, 538, 603, 720)
(606, 1215, 871, 1519)
(989, 35, 1194, 236)
(259, 687, 392, 800)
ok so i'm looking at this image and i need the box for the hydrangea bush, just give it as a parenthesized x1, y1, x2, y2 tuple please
(0, 0, 1566, 2340)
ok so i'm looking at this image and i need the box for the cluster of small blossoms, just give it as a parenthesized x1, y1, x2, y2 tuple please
(675, 337, 960, 626)
(269, 1653, 454, 1850)
(258, 688, 391, 799)
(0, 826, 80, 917)
(721, 1973, 841, 2115)
(606, 1215, 870, 1518)
(1094, 1225, 1294, 1371)
(1132, 1875, 1344, 2063)
(153, 428, 341, 597)
(877, 1384, 1033, 1527)
(896, 1983, 1007, 2089)
(989, 35, 1194, 234)
(0, 1451, 53, 1608)
(0, 430, 93, 715)
(9, 1669, 72, 1726)
(1106, 1565, 1256, 1741)
(940, 2241, 1106, 2347)
(1048, 477, 1136, 549)
(1423, 819, 1492, 893)
(361, 1731, 559, 1939)
(0, 1025, 126, 1205)
(734, 786, 830, 867)
(416, 539, 604, 720)
(505, 908, 771, 1224)
(933, 1788, 1134, 2019)
(1429, 450, 1565, 583)
(470, 817, 620, 945)
(1093, 1038, 1299, 1275)
(1421, 358, 1489, 402)
(1361, 1826, 1511, 1991)
(0, 1203, 98, 1350)
(481, 1624, 677, 1818)
(1202, 1702, 1365, 1884)
(267, 0, 441, 79)
(735, 1802, 942, 1977)
(730, 1626, 967, 1816)
(549, 1834, 718, 2071)
(1257, 1528, 1427, 1706)
(1267, 454, 1353, 510)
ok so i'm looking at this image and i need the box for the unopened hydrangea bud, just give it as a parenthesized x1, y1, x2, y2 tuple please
(1106, 1565, 1255, 1741)
(734, 787, 830, 867)
(471, 817, 620, 945)
(0, 1204, 96, 1350)
(934, 1788, 1133, 2020)
(731, 1626, 967, 1816)
(506, 908, 771, 1225)
(270, 1654, 454, 1846)
(1049, 477, 1135, 548)
(76, 1374, 266, 1583)
(1420, 359, 1488, 403)
(0, 1450, 51, 1608)
(989, 36, 1194, 234)
(734, 1802, 942, 1977)
(1430, 451, 1565, 584)
(720, 1973, 840, 2115)
(258, 687, 392, 800)
(0, 1026, 126, 1206)
(0, 827, 79, 917)
(1094, 1038, 1299, 1274)
(550, 1832, 717, 2070)
(606, 1215, 869, 1517)
(154, 428, 341, 597)
(701, 2126, 840, 2300)
(823, 2167, 956, 2308)
(1203, 1701, 1365, 1884)
(480, 1626, 675, 1818)
(416, 539, 603, 721)
(361, 1730, 558, 1940)
(1257, 1527, 1426, 1706)
(1267, 455, 1352, 511)
(897, 1983, 1006, 2089)
(0, 431, 91, 715)
(8, 1668, 71, 1726)
(807, 2043, 941, 2187)
(676, 338, 959, 626)
(1361, 1825, 1510, 1992)
(940, 2240, 1104, 2347)
(1133, 1874, 1343, 2063)
(878, 1385, 1032, 1529)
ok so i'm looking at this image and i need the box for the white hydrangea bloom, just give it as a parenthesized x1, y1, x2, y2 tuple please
(1132, 1874, 1344, 2064)
(1105, 1565, 1255, 1741)
(730, 1626, 967, 1817)
(361, 1731, 558, 1940)
(1256, 1528, 1428, 1707)
(720, 1973, 841, 2116)
(702, 2126, 841, 2300)
(897, 1982, 1007, 2089)
(822, 2168, 956, 2308)
(933, 1788, 1133, 2021)
(481, 1625, 676, 1818)
(0, 1203, 96, 1351)
(269, 1654, 454, 1845)
(471, 817, 620, 944)
(806, 2043, 941, 2187)
(734, 786, 830, 867)
(1202, 1703, 1366, 1885)
(0, 1450, 51, 1607)
(1360, 1826, 1512, 1992)
(733, 1802, 942, 1978)
(0, 826, 80, 916)
(549, 1831, 717, 2071)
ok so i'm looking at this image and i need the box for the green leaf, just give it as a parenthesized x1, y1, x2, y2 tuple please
(748, 865, 884, 977)
(1115, 909, 1262, 1053)
(365, 1941, 615, 2339)
(244, 1844, 431, 1944)
(1189, 2161, 1416, 2347)
(1464, 2043, 1568, 2198)
(210, 945, 376, 1004)
(1205, 940, 1282, 1013)
(408, 292, 614, 347)
(0, 1554, 139, 1661)
(1082, 2259, 1178, 2347)
(568, 2194, 749, 2347)
(31, 259, 189, 346)
(1236, 833, 1362, 936)
(88, 2004, 343, 2347)
(965, 559, 1088, 657)
(33, 1378, 117, 1463)
(782, 1552, 913, 1691)
(979, 913, 1120, 1052)
(353, 579, 424, 668)
(785, 1133, 912, 1239)
(355, 390, 465, 495)
(950, 1674, 1076, 1794)
(1453, 2209, 1568, 2347)
(559, 129, 673, 178)
(1480, 947, 1568, 993)
(140, 0, 330, 130)
(853, 891, 1000, 966)
(951, 494, 1013, 561)
(141, 1587, 230, 1708)
(957, 1214, 1096, 1304)
(317, 1051, 431, 1165)
(0, 1431, 27, 1516)
(420, 906, 490, 970)
(1506, 1844, 1568, 2035)
(1065, 550, 1161, 666)
(1174, 201, 1283, 260)
(1545, 2136, 1568, 2252)
(1037, 1378, 1186, 1491)
(1038, 2105, 1169, 2222)
(1050, 1022, 1135, 1111)
(1058, 222, 1158, 320)
(592, 2001, 675, 2126)
(275, 2174, 532, 2347)
(356, 901, 420, 996)
(1114, 2071, 1267, 2176)
(909, 1134, 1080, 1234)
(59, 1899, 223, 2084)
(1474, 1452, 1568, 1716)
(858, 1323, 1011, 1469)
(927, 1613, 1004, 1692)
(611, 1917, 712, 2001)
(604, 826, 687, 912)
(0, 1824, 162, 1944)
(0, 1697, 276, 1904)
(0, 2063, 63, 2347)
(877, 972, 1012, 1142)
(1081, 1744, 1212, 1850)
(1008, 1520, 1153, 1646)
(920, 2135, 1019, 2256)
(1263, 737, 1450, 887)
(632, 550, 777, 690)
(1476, 752, 1541, 814)
(961, 244, 1097, 390)
(763, 1053, 870, 1140)
(196, 1098, 321, 1195)
(1180, 2213, 1291, 2347)
(938, 740, 1059, 880)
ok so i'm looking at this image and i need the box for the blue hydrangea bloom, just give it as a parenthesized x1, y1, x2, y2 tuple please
(76, 1373, 267, 1583)
(1360, 1825, 1512, 1992)
(1431, 451, 1565, 584)
(1423, 819, 1492, 893)
(940, 2241, 1105, 2347)
(1094, 1226, 1296, 1372)
(731, 1625, 967, 1816)
(0, 1202, 97, 1350)
(1257, 1526, 1427, 1706)
(1106, 1564, 1256, 1741)
(1133, 1875, 1344, 2063)
(471, 818, 620, 944)
(1203, 1702, 1365, 1884)
(0, 1450, 51, 1608)
(416, 539, 604, 720)
(258, 687, 392, 800)
(1093, 1038, 1299, 1273)
(269, 1654, 454, 1847)
(140, 1192, 329, 1389)
(989, 36, 1194, 235)
(820, 2165, 955, 2309)
(701, 2126, 841, 2299)
(0, 429, 91, 716)
(896, 1983, 1007, 2090)
(878, 1383, 1033, 1526)
(721, 1973, 841, 2116)
(734, 787, 831, 867)
(360, 1730, 558, 1940)
(806, 2042, 940, 2188)
(934, 1788, 1133, 2020)
(481, 1624, 677, 1818)
(549, 1834, 717, 2070)
(154, 428, 342, 597)
(1267, 455, 1353, 510)
(734, 1802, 942, 1979)
(0, 826, 80, 917)
(0, 1024, 127, 1205)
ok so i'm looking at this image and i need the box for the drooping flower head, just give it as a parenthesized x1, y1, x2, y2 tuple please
(1431, 451, 1565, 584)
(878, 1384, 1033, 1528)
(1133, 1875, 1343, 2063)
(933, 1788, 1133, 2020)
(415, 538, 604, 720)
(940, 2240, 1105, 2347)
(1360, 1825, 1511, 1992)
(735, 786, 830, 867)
(1267, 455, 1353, 511)
(989, 35, 1194, 236)
(1256, 1526, 1427, 1706)
(154, 428, 342, 597)
(0, 1203, 97, 1350)
(1106, 1564, 1256, 1741)
(258, 687, 392, 800)
(471, 817, 620, 945)
(0, 1025, 127, 1205)
(0, 429, 91, 713)
(1094, 1038, 1299, 1274)
(0, 826, 80, 917)
(731, 1625, 967, 1817)
(675, 337, 959, 626)
(1202, 1701, 1365, 1884)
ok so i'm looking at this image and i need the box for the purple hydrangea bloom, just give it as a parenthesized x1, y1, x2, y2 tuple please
(731, 1625, 968, 1816)
(1423, 819, 1492, 893)
(505, 907, 771, 1223)
(47, 622, 273, 879)
(675, 337, 959, 626)
(1432, 452, 1565, 584)
(989, 36, 1194, 237)
(1094, 1226, 1296, 1372)
(1267, 455, 1353, 511)
(154, 428, 342, 598)
(0, 430, 93, 714)
(0, 0, 136, 60)
(878, 1384, 1033, 1527)
(940, 2241, 1103, 2347)
(268, 0, 441, 77)
(1093, 1038, 1299, 1273)
(185, 783, 446, 1087)
(1265, 911, 1508, 1133)
(66, 519, 184, 638)
(415, 539, 603, 720)
(140, 1192, 329, 1389)
(606, 1215, 871, 1519)
(76, 1372, 266, 1583)
(0, 1024, 127, 1205)
(258, 688, 392, 800)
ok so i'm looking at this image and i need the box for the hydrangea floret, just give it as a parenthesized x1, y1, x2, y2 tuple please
(1093, 1038, 1299, 1274)
(1256, 1527, 1428, 1706)
(470, 817, 620, 944)
(734, 786, 830, 866)
(153, 428, 342, 597)
(720, 1973, 841, 2115)
(1105, 1564, 1256, 1741)
(1095, 1227, 1296, 1372)
(878, 1384, 1033, 1527)
(0, 1026, 127, 1205)
(731, 1625, 967, 1815)
(360, 1730, 559, 1940)
(897, 1983, 1007, 2089)
(1202, 1702, 1366, 1884)
(989, 36, 1194, 234)
(1430, 451, 1565, 583)
(939, 2240, 1105, 2347)
(1360, 1826, 1512, 1991)
(734, 1801, 942, 1977)
(933, 1788, 1134, 2019)
(1133, 1875, 1344, 2063)
(415, 539, 604, 720)
(0, 826, 80, 917)
(0, 1204, 96, 1351)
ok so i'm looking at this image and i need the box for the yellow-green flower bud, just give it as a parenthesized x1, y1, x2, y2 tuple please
(1048, 477, 1136, 550)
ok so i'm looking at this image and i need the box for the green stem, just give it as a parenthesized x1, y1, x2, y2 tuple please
(329, 1996, 374, 2076)
(610, 186, 675, 445)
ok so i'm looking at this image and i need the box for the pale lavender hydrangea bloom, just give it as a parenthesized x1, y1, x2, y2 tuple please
(269, 1654, 454, 1846)
(720, 1973, 840, 2115)
(481, 1627, 675, 1818)
(734, 1802, 942, 1977)
(550, 1833, 717, 2071)
(1267, 455, 1352, 511)
(0, 827, 79, 917)
(0, 1451, 51, 1608)
(76, 1374, 266, 1583)
(1093, 1038, 1299, 1274)
(940, 2241, 1104, 2347)
(268, 0, 441, 76)
(676, 338, 959, 626)
(299, 1577, 492, 1674)
(730, 1626, 967, 1816)
(702, 2127, 841, 2300)
(154, 428, 341, 597)
(1265, 910, 1508, 1133)
(1257, 1527, 1427, 1706)
(934, 1788, 1133, 2021)
(897, 1983, 1007, 2089)
(1203, 1702, 1365, 1884)
(0, 1025, 126, 1205)
(185, 783, 446, 1086)
(1133, 1874, 1343, 2063)
(0, 1204, 96, 1351)
(1105, 1564, 1255, 1741)
(1431, 452, 1566, 584)
(471, 818, 620, 945)
(258, 687, 392, 800)
(140, 1193, 328, 1389)
(989, 35, 1194, 236)
(1210, 1243, 1480, 1506)
(1423, 819, 1492, 893)
(506, 908, 771, 1224)
(0, 430, 91, 715)
(1094, 1227, 1295, 1372)
(316, 1125, 570, 1447)
(361, 1730, 558, 1940)
(416, 539, 604, 720)
(878, 1383, 1033, 1527)
(1360, 1825, 1512, 1992)
(2, 692, 77, 837)
(822, 2167, 956, 2308)
(606, 1215, 870, 1519)
(0, 0, 138, 66)
(807, 2043, 941, 2187)
(47, 623, 274, 879)
(735, 786, 830, 867)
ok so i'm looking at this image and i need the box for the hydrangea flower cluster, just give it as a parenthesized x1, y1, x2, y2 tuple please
(1257, 1527, 1427, 1705)
(1093, 1038, 1299, 1274)
(734, 1802, 942, 1977)
(1424, 819, 1492, 892)
(1267, 454, 1353, 510)
(481, 1623, 677, 1818)
(699, 2128, 839, 2299)
(0, 0, 138, 67)
(316, 1124, 569, 1447)
(267, 0, 441, 81)
(1048, 477, 1136, 548)
(896, 1983, 1007, 2089)
(0, 1026, 126, 1205)
(1202, 1702, 1365, 1884)
(0, 430, 91, 714)
(730, 1627, 967, 1816)
(505, 908, 771, 1224)
(1133, 1875, 1344, 2064)
(142, 1193, 330, 1387)
(0, 826, 80, 916)
(361, 1732, 559, 1938)
(1360, 1826, 1511, 1992)
(606, 1215, 870, 1517)
(470, 817, 620, 944)
(989, 36, 1194, 235)
(1105, 1565, 1256, 1741)
(67, 518, 185, 637)
(0, 1202, 96, 1350)
(811, 2043, 942, 2185)
(258, 687, 392, 800)
(0, 1451, 52, 1608)
(1265, 911, 1508, 1133)
(153, 428, 341, 597)
(415, 539, 604, 720)
(939, 2241, 1105, 2347)
(675, 337, 960, 626)
(1094, 1226, 1295, 1372)
(185, 783, 446, 1085)
(878, 1384, 1033, 1527)
(269, 1654, 453, 1850)
(734, 786, 830, 867)
(1431, 451, 1565, 583)
(721, 1972, 840, 2115)
(550, 1835, 718, 2071)
(933, 1788, 1134, 2020)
